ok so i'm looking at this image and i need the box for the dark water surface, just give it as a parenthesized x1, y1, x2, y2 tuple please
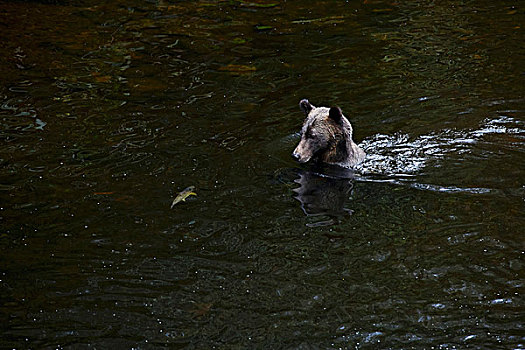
(1, 0, 524, 348)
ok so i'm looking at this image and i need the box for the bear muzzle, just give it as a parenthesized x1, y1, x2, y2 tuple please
(292, 150, 306, 163)
(292, 143, 312, 163)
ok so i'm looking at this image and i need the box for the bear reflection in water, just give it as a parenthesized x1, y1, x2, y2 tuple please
(293, 164, 356, 227)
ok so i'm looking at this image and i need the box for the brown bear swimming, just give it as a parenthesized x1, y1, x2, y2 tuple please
(292, 99, 366, 168)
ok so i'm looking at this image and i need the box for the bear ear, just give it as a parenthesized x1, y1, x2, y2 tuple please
(299, 99, 313, 115)
(329, 106, 343, 124)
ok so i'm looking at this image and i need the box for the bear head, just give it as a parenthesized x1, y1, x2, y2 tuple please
(292, 99, 365, 168)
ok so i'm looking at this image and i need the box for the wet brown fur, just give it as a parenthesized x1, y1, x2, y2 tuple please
(316, 117, 348, 164)
(293, 99, 365, 168)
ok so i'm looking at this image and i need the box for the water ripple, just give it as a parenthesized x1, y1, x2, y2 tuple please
(356, 115, 525, 196)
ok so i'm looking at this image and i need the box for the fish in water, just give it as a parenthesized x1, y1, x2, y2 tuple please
(171, 186, 197, 208)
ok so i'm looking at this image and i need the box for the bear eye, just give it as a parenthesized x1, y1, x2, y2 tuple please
(305, 128, 315, 138)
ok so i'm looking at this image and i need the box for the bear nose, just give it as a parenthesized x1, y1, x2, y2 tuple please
(292, 151, 300, 160)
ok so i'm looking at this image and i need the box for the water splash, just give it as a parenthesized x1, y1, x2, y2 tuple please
(358, 116, 524, 175)
(355, 116, 525, 195)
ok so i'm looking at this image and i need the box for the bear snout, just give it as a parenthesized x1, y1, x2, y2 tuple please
(292, 151, 309, 163)
(292, 152, 309, 163)
(292, 143, 312, 163)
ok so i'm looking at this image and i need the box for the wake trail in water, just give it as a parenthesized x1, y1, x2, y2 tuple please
(355, 116, 525, 196)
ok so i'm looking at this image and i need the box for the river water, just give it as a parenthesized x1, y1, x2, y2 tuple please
(1, 0, 523, 348)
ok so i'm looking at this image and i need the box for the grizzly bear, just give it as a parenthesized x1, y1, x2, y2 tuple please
(292, 99, 365, 168)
